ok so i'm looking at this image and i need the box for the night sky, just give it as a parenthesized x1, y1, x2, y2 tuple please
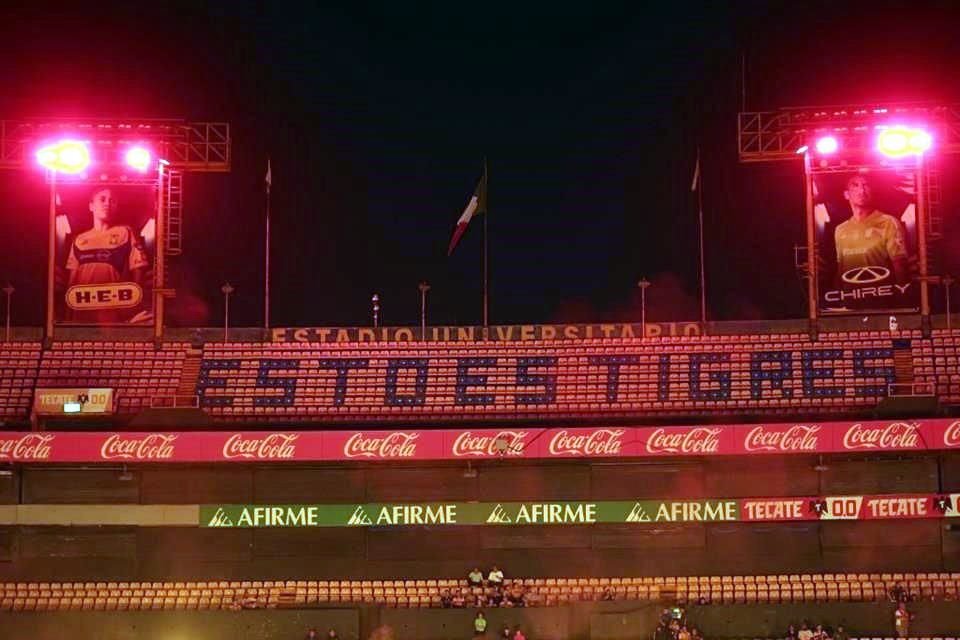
(0, 2, 958, 328)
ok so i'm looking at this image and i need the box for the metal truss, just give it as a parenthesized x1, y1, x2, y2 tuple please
(0, 118, 230, 172)
(738, 103, 960, 163)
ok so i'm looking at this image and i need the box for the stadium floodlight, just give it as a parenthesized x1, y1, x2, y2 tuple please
(35, 140, 91, 174)
(877, 125, 932, 158)
(814, 136, 838, 155)
(124, 146, 153, 172)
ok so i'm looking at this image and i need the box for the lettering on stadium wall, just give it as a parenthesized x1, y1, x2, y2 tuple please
(199, 494, 960, 528)
(272, 323, 703, 343)
(196, 348, 898, 410)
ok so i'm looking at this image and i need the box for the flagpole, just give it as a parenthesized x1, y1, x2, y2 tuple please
(264, 159, 271, 329)
(482, 159, 489, 328)
(696, 147, 708, 332)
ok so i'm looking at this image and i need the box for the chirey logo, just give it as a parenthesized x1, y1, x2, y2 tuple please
(625, 502, 652, 523)
(486, 504, 513, 524)
(348, 506, 373, 526)
(207, 508, 235, 528)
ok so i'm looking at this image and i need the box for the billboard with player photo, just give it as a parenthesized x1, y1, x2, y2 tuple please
(54, 184, 155, 324)
(814, 167, 919, 314)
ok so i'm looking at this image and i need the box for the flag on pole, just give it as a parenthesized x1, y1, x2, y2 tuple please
(690, 148, 700, 192)
(265, 158, 272, 193)
(447, 166, 487, 256)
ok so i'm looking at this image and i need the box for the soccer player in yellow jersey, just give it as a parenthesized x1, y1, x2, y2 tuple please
(65, 188, 149, 322)
(66, 188, 148, 287)
(834, 174, 908, 286)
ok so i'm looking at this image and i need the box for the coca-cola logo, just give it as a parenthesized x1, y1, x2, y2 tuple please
(842, 422, 919, 450)
(0, 434, 55, 461)
(343, 432, 419, 458)
(100, 433, 178, 460)
(646, 427, 721, 454)
(744, 425, 820, 452)
(452, 431, 528, 457)
(223, 433, 299, 460)
(548, 429, 624, 456)
(944, 421, 960, 448)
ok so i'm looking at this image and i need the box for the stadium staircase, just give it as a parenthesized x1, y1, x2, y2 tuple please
(893, 345, 915, 388)
(177, 348, 203, 398)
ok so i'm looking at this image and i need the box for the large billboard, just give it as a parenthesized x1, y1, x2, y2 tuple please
(54, 184, 154, 324)
(814, 167, 918, 314)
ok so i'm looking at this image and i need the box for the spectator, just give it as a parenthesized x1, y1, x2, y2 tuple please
(653, 622, 671, 640)
(894, 602, 912, 638)
(507, 583, 526, 607)
(474, 611, 488, 636)
(600, 586, 615, 601)
(452, 590, 466, 608)
(513, 626, 526, 640)
(501, 624, 512, 640)
(785, 624, 798, 640)
(833, 625, 849, 640)
(889, 582, 907, 603)
(305, 630, 319, 640)
(488, 586, 504, 607)
(440, 589, 452, 608)
(488, 565, 504, 587)
(690, 627, 703, 640)
(797, 622, 813, 640)
(327, 629, 338, 640)
(677, 625, 691, 640)
(469, 568, 485, 587)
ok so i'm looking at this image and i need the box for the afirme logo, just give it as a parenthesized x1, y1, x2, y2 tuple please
(486, 504, 513, 524)
(207, 508, 235, 528)
(347, 506, 373, 526)
(625, 503, 652, 523)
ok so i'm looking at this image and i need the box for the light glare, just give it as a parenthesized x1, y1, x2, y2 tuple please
(125, 146, 152, 172)
(877, 126, 931, 158)
(815, 136, 838, 154)
(35, 140, 91, 174)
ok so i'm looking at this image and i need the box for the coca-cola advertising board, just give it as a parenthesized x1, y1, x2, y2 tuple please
(1, 419, 959, 464)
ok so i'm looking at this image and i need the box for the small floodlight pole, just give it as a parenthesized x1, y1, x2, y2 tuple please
(3, 283, 13, 342)
(418, 282, 430, 340)
(802, 151, 819, 338)
(45, 170, 56, 340)
(372, 294, 380, 328)
(944, 274, 954, 331)
(638, 278, 651, 341)
(221, 282, 234, 342)
(154, 159, 168, 343)
(916, 151, 931, 335)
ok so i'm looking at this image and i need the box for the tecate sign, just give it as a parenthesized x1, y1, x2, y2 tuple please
(343, 432, 419, 458)
(222, 433, 299, 460)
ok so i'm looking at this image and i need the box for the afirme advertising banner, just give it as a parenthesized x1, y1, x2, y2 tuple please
(2, 419, 960, 463)
(199, 494, 960, 528)
(54, 184, 155, 325)
(814, 167, 919, 314)
(33, 388, 114, 416)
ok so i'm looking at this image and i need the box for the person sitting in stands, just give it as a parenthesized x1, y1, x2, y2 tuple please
(797, 622, 813, 640)
(833, 625, 849, 640)
(506, 583, 525, 607)
(488, 565, 504, 588)
(785, 624, 798, 640)
(469, 567, 485, 587)
(327, 629, 338, 640)
(512, 626, 525, 640)
(601, 586, 615, 601)
(452, 590, 466, 608)
(677, 625, 691, 640)
(440, 589, 452, 608)
(304, 629, 319, 640)
(501, 624, 512, 640)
